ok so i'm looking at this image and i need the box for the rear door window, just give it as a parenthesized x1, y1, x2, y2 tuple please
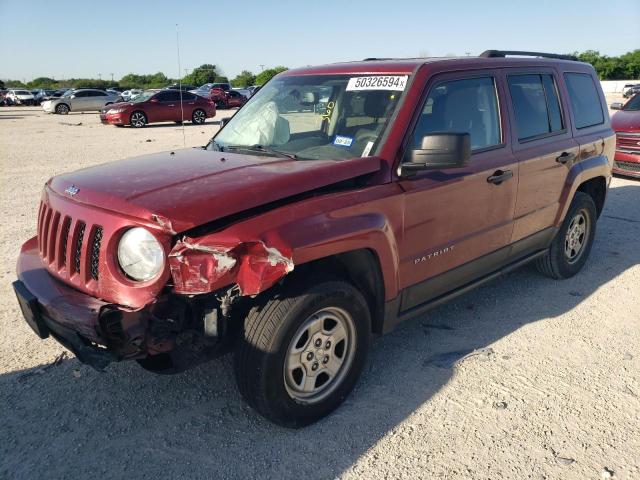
(508, 74, 564, 141)
(564, 73, 604, 129)
(412, 76, 501, 151)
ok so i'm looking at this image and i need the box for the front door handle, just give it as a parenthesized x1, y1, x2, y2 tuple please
(487, 169, 513, 185)
(556, 151, 576, 164)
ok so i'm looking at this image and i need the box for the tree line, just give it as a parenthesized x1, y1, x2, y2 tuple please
(571, 50, 639, 80)
(2, 50, 637, 90)
(1, 64, 289, 90)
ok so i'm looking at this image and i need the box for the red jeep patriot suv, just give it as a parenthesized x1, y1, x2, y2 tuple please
(14, 51, 614, 427)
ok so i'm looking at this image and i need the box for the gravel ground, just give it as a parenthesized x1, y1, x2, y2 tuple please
(0, 105, 638, 480)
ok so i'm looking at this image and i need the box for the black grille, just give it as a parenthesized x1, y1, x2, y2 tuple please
(90, 226, 103, 280)
(615, 161, 640, 173)
(74, 222, 85, 274)
(60, 217, 71, 268)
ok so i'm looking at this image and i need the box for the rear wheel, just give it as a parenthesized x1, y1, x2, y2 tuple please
(55, 103, 69, 114)
(234, 279, 371, 428)
(130, 111, 147, 128)
(536, 192, 597, 279)
(192, 108, 206, 124)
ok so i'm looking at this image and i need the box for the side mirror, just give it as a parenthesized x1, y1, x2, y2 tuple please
(150, 98, 158, 103)
(402, 133, 471, 174)
(610, 102, 623, 110)
(70, 94, 76, 99)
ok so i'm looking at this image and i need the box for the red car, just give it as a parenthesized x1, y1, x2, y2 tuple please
(207, 88, 247, 109)
(611, 93, 640, 178)
(100, 90, 216, 127)
(15, 51, 613, 427)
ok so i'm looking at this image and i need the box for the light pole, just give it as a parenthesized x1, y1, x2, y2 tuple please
(259, 64, 265, 71)
(98, 73, 102, 80)
(110, 73, 114, 82)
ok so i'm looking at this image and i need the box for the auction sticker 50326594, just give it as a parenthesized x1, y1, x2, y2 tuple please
(346, 75, 408, 91)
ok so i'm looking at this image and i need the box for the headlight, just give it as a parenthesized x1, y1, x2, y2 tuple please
(117, 228, 164, 281)
(108, 108, 126, 114)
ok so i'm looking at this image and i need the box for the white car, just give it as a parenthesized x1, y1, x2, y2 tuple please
(121, 89, 143, 101)
(42, 89, 120, 114)
(6, 89, 35, 105)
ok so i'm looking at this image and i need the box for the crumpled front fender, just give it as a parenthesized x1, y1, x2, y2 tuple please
(168, 236, 294, 296)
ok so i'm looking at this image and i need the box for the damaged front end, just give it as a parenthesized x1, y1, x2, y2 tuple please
(102, 235, 295, 372)
(168, 236, 294, 297)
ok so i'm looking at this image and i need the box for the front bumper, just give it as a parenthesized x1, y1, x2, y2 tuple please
(15, 237, 120, 369)
(613, 151, 640, 178)
(15, 236, 228, 371)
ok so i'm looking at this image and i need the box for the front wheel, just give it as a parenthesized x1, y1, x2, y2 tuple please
(536, 192, 597, 279)
(55, 103, 69, 114)
(130, 111, 147, 128)
(234, 279, 371, 428)
(192, 108, 206, 124)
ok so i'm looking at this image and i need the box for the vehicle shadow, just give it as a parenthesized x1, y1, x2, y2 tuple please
(1, 185, 639, 480)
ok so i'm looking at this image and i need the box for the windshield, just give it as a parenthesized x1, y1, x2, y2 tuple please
(62, 90, 74, 97)
(131, 91, 155, 103)
(623, 94, 640, 111)
(210, 74, 408, 160)
(16, 90, 31, 95)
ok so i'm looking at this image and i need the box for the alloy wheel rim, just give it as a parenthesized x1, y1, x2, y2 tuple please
(194, 110, 205, 123)
(564, 209, 589, 263)
(284, 306, 356, 404)
(131, 113, 145, 127)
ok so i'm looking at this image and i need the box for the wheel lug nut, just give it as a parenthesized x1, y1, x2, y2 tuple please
(314, 339, 322, 347)
(325, 341, 331, 349)
(306, 352, 314, 360)
(312, 362, 319, 371)
(322, 356, 329, 364)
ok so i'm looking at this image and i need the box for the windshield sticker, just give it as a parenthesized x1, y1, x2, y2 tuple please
(321, 101, 335, 123)
(333, 135, 354, 148)
(361, 141, 374, 157)
(346, 75, 408, 91)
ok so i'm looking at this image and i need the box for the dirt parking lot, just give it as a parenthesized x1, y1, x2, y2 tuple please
(0, 105, 638, 480)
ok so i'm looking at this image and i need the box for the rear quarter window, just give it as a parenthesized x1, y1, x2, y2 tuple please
(508, 74, 564, 141)
(564, 73, 604, 129)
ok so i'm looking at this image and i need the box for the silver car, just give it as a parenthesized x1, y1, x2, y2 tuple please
(42, 89, 120, 114)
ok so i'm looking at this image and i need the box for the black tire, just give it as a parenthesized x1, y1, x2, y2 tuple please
(234, 279, 371, 428)
(536, 192, 597, 279)
(192, 108, 206, 124)
(130, 111, 147, 128)
(55, 103, 69, 115)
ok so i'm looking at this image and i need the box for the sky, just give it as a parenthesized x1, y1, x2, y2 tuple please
(1, 0, 638, 82)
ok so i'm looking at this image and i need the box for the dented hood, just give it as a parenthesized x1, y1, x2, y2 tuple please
(49, 148, 381, 233)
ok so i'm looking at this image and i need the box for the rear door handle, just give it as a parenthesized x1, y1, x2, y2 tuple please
(487, 170, 513, 185)
(556, 151, 576, 164)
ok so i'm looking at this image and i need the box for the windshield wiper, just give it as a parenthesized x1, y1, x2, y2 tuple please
(224, 144, 297, 159)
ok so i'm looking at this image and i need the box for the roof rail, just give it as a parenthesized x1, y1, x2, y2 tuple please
(479, 50, 578, 61)
(362, 57, 392, 61)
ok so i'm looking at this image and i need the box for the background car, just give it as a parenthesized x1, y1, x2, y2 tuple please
(611, 93, 640, 178)
(165, 83, 197, 92)
(5, 89, 35, 105)
(222, 89, 247, 108)
(232, 87, 251, 98)
(41, 89, 119, 114)
(100, 89, 215, 127)
(623, 85, 640, 99)
(121, 89, 143, 101)
(31, 89, 56, 105)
